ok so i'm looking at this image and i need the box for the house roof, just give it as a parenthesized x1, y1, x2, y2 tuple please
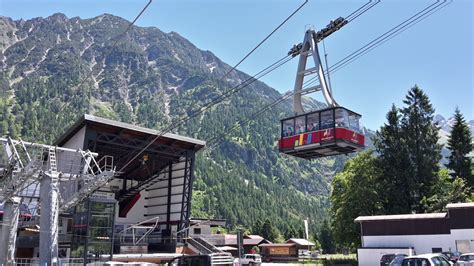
(245, 238, 270, 246)
(217, 246, 238, 251)
(259, 243, 296, 247)
(286, 238, 315, 246)
(354, 213, 447, 222)
(246, 235, 264, 240)
(223, 234, 270, 246)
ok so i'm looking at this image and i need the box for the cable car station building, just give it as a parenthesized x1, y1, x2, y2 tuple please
(51, 114, 205, 259)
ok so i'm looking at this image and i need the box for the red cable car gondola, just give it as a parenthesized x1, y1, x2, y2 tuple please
(279, 21, 365, 159)
(279, 107, 364, 159)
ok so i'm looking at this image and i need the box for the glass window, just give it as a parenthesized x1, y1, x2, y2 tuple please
(432, 257, 450, 266)
(282, 119, 295, 137)
(295, 116, 306, 134)
(321, 110, 334, 129)
(91, 202, 114, 214)
(348, 112, 361, 132)
(402, 258, 430, 266)
(307, 113, 319, 131)
(335, 108, 349, 128)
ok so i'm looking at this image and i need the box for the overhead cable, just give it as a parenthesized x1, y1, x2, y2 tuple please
(329, 0, 449, 74)
(206, 0, 453, 150)
(118, 54, 294, 172)
(221, 0, 308, 79)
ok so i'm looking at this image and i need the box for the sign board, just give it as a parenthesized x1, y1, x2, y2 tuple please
(91, 191, 115, 200)
(268, 247, 290, 255)
(120, 245, 148, 253)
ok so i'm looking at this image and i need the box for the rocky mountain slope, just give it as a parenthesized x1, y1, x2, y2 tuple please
(0, 13, 367, 233)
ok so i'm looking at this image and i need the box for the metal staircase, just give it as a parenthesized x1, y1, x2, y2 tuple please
(194, 237, 221, 253)
(187, 237, 213, 255)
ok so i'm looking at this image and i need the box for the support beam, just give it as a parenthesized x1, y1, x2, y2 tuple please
(39, 172, 60, 265)
(0, 197, 20, 266)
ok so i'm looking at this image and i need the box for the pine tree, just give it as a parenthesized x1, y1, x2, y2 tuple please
(374, 104, 413, 213)
(400, 86, 441, 212)
(446, 107, 473, 187)
(261, 219, 279, 243)
(318, 220, 335, 254)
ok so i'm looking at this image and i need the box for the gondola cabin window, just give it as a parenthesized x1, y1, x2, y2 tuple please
(321, 110, 334, 129)
(307, 113, 319, 132)
(295, 116, 306, 134)
(335, 108, 349, 128)
(348, 111, 361, 133)
(282, 118, 295, 137)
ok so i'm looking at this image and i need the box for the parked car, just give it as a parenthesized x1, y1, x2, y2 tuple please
(240, 254, 262, 266)
(441, 251, 460, 263)
(390, 254, 408, 266)
(457, 253, 474, 264)
(402, 254, 453, 266)
(168, 253, 234, 266)
(381, 254, 397, 266)
(381, 254, 407, 266)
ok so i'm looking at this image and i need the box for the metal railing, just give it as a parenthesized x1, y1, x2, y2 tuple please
(13, 258, 89, 266)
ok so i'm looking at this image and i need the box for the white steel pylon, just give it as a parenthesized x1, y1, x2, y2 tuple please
(0, 137, 115, 266)
(289, 17, 347, 115)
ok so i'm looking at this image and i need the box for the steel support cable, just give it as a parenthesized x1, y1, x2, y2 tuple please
(118, 54, 294, 172)
(302, 0, 450, 87)
(206, 77, 318, 150)
(55, 0, 153, 116)
(329, 0, 445, 73)
(182, 55, 292, 121)
(329, 0, 451, 74)
(346, 0, 381, 23)
(72, 0, 374, 170)
(299, 0, 379, 88)
(204, 1, 452, 152)
(221, 0, 308, 80)
(166, 54, 291, 122)
(344, 0, 373, 21)
(205, 92, 293, 150)
(206, 1, 452, 152)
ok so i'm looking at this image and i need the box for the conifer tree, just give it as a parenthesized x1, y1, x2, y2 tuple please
(318, 220, 335, 254)
(400, 86, 441, 212)
(261, 219, 279, 243)
(374, 104, 413, 213)
(446, 107, 473, 186)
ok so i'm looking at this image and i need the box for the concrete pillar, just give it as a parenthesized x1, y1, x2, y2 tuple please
(39, 173, 59, 265)
(0, 197, 21, 266)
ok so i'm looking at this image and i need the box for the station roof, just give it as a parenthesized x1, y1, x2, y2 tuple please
(54, 114, 206, 182)
(54, 114, 206, 150)
(354, 213, 447, 222)
(355, 202, 474, 223)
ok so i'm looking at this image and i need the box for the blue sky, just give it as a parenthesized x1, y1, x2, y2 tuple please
(1, 0, 472, 129)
